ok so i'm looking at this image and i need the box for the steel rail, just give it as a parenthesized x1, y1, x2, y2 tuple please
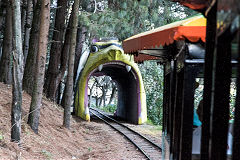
(89, 107, 162, 160)
(89, 108, 152, 160)
(90, 107, 162, 150)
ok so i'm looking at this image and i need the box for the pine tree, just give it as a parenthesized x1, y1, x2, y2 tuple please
(63, 0, 80, 128)
(23, 0, 41, 94)
(23, 0, 33, 64)
(11, 0, 24, 142)
(0, 0, 12, 84)
(27, 0, 50, 134)
(44, 0, 68, 101)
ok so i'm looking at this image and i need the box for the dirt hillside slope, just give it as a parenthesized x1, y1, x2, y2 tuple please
(0, 82, 148, 160)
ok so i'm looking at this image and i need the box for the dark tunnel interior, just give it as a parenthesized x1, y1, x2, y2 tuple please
(91, 63, 139, 124)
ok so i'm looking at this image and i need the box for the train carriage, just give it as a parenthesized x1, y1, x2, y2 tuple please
(122, 1, 240, 159)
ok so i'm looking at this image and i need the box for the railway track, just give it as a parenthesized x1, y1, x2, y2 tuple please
(89, 107, 162, 160)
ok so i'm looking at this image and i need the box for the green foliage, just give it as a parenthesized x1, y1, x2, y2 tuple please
(194, 78, 236, 120)
(79, 13, 91, 27)
(120, 2, 127, 9)
(146, 119, 154, 125)
(94, 104, 117, 113)
(79, 0, 198, 41)
(88, 147, 92, 152)
(230, 80, 237, 119)
(41, 149, 52, 160)
(90, 14, 98, 21)
(139, 61, 164, 125)
(98, 15, 105, 24)
(194, 78, 204, 109)
(0, 132, 4, 141)
(153, 125, 162, 131)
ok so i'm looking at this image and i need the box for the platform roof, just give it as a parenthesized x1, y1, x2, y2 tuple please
(123, 15, 206, 55)
(171, 0, 210, 10)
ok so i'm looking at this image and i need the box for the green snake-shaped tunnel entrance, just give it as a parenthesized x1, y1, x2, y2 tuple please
(74, 41, 147, 124)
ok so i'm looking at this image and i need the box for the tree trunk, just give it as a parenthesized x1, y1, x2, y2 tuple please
(53, 13, 73, 105)
(0, 0, 6, 33)
(102, 96, 105, 107)
(57, 16, 72, 104)
(21, 0, 27, 37)
(57, 82, 63, 104)
(99, 94, 103, 107)
(0, 1, 6, 60)
(23, 0, 33, 64)
(10, 0, 24, 142)
(103, 86, 106, 106)
(27, 0, 50, 134)
(88, 94, 92, 108)
(63, 0, 79, 128)
(95, 97, 98, 107)
(44, 0, 68, 101)
(0, 42, 2, 61)
(61, 83, 67, 106)
(59, 13, 74, 107)
(108, 85, 116, 105)
(88, 80, 96, 107)
(32, 0, 38, 8)
(73, 26, 87, 84)
(0, 0, 12, 84)
(22, 0, 41, 94)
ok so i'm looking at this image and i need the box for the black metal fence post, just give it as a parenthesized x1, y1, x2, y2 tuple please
(210, 27, 232, 160)
(173, 69, 184, 160)
(163, 65, 167, 133)
(170, 60, 177, 155)
(232, 18, 240, 160)
(179, 64, 198, 160)
(200, 1, 218, 160)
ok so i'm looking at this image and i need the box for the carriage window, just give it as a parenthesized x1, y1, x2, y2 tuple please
(194, 78, 204, 122)
(230, 78, 236, 121)
(193, 78, 236, 122)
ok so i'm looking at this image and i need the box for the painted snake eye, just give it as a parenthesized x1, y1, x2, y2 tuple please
(91, 45, 99, 53)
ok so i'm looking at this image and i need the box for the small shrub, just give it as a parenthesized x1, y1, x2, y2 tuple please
(41, 149, 52, 160)
(88, 147, 92, 152)
(0, 132, 4, 141)
(139, 61, 164, 125)
(94, 104, 117, 114)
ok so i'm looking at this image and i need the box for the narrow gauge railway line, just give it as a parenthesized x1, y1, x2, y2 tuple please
(89, 107, 162, 160)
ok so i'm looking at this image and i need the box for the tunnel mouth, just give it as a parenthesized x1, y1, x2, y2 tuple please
(86, 61, 141, 124)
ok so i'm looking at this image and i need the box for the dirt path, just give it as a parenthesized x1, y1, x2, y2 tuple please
(0, 82, 162, 160)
